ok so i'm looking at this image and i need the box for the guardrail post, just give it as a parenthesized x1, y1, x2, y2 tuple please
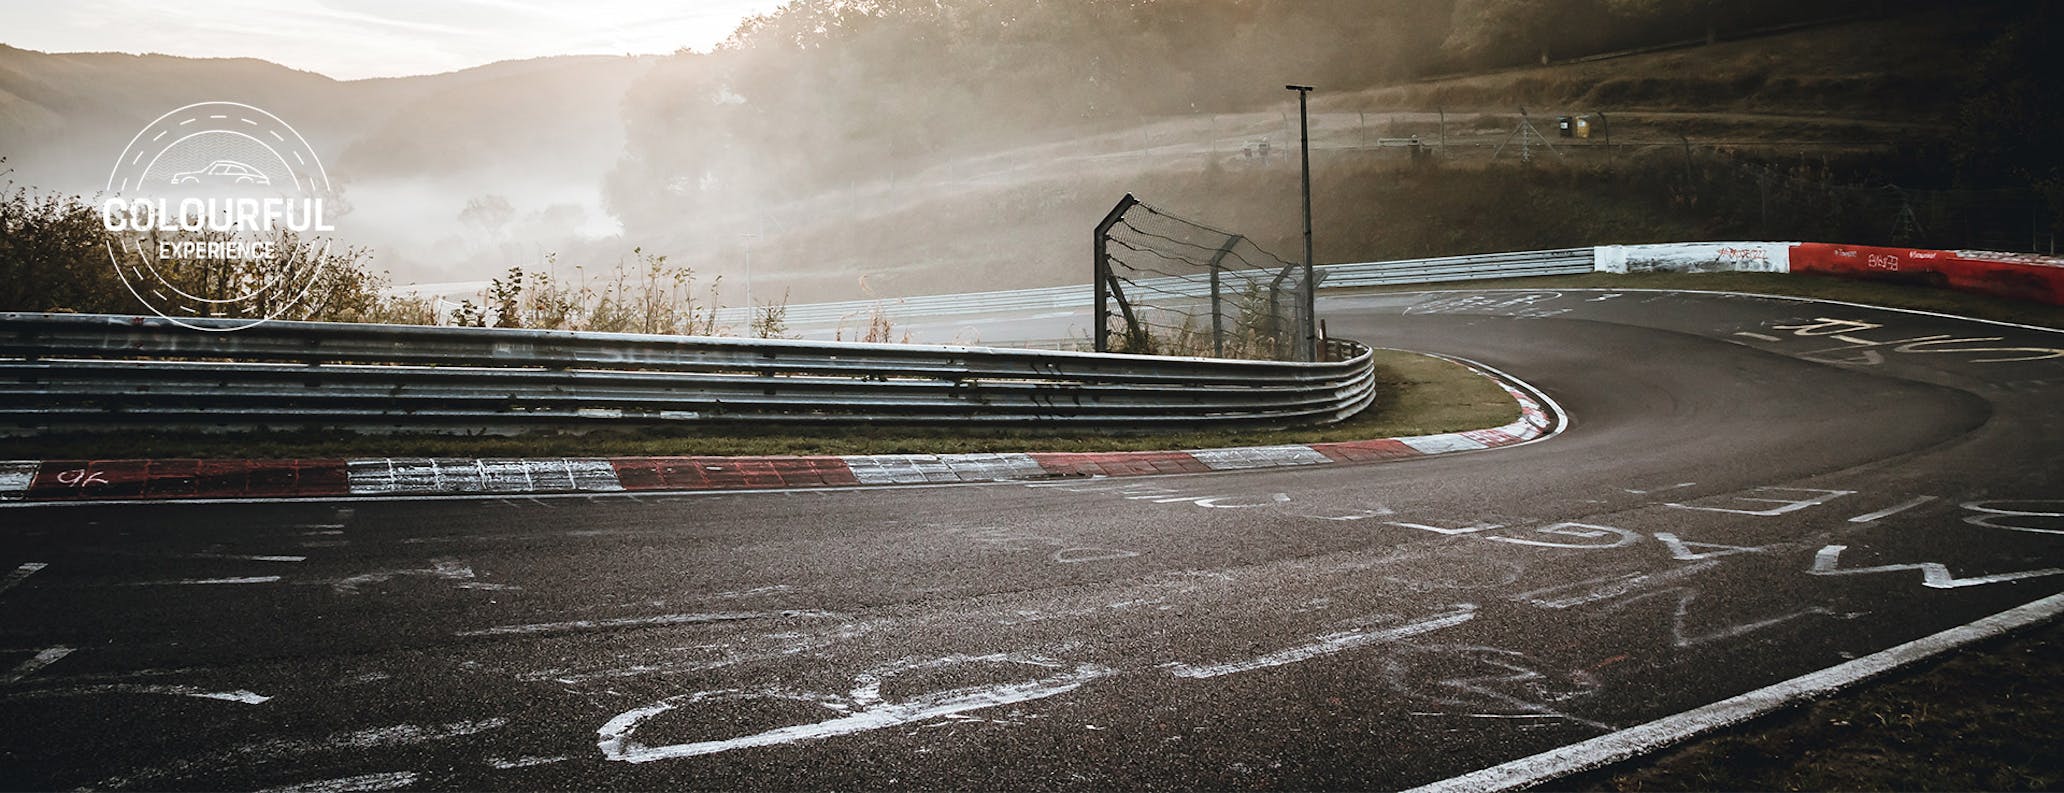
(1092, 194, 1139, 353)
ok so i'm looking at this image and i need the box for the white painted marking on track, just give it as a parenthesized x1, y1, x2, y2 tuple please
(1163, 605, 1477, 679)
(1808, 545, 2064, 589)
(3, 645, 73, 683)
(330, 558, 488, 594)
(1401, 592, 2064, 793)
(1848, 496, 1937, 523)
(304, 718, 508, 750)
(1191, 492, 1292, 508)
(0, 562, 47, 596)
(1653, 533, 1763, 561)
(260, 771, 419, 792)
(1513, 562, 1717, 609)
(1483, 522, 1640, 549)
(1051, 548, 1140, 564)
(599, 655, 1110, 763)
(486, 755, 568, 769)
(1666, 487, 1853, 516)
(1388, 521, 1501, 536)
(458, 610, 840, 637)
(123, 576, 282, 586)
(1960, 501, 2064, 535)
(3, 683, 270, 704)
(176, 553, 308, 563)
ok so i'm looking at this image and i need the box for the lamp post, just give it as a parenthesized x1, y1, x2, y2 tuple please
(1286, 84, 1316, 362)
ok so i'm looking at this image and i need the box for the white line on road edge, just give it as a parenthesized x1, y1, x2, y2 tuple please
(1418, 352, 1572, 449)
(1401, 592, 2064, 793)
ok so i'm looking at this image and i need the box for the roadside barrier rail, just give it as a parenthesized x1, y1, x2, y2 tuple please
(0, 313, 1376, 432)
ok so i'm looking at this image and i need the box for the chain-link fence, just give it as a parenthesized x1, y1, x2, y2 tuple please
(1093, 195, 1314, 361)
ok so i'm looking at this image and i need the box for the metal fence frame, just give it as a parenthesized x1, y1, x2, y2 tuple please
(715, 247, 1596, 328)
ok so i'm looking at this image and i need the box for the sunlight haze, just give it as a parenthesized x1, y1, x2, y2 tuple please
(0, 0, 784, 79)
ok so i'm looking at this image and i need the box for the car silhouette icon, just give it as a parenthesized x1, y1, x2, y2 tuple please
(170, 160, 271, 186)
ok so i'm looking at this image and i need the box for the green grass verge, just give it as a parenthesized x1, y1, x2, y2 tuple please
(1341, 270, 2064, 329)
(1566, 617, 2064, 792)
(3, 350, 1516, 460)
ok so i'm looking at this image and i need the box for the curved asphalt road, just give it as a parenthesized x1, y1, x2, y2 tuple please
(1, 289, 2060, 790)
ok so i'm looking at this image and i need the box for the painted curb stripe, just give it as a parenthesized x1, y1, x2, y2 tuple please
(1029, 451, 1215, 478)
(1403, 592, 2064, 793)
(1190, 445, 1334, 470)
(1397, 434, 1491, 454)
(347, 458, 622, 495)
(842, 453, 1048, 485)
(1309, 438, 1422, 464)
(20, 459, 347, 501)
(0, 461, 39, 501)
(609, 457, 860, 491)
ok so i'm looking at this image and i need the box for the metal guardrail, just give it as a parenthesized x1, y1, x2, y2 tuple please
(1318, 248, 1596, 288)
(716, 248, 1595, 326)
(0, 313, 1376, 433)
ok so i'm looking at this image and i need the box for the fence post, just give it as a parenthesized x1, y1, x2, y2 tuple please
(1092, 194, 1138, 353)
(1208, 234, 1242, 358)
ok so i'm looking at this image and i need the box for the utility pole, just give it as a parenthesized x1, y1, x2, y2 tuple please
(1287, 84, 1316, 362)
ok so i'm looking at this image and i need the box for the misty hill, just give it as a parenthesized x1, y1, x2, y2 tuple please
(602, 1, 2048, 306)
(0, 46, 657, 282)
(2, 0, 2050, 304)
(0, 46, 653, 191)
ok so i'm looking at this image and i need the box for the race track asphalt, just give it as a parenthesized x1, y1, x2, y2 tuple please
(1, 288, 2059, 791)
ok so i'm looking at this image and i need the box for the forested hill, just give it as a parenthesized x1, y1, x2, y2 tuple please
(605, 0, 1982, 227)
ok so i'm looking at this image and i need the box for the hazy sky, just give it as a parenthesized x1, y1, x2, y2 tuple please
(0, 0, 786, 79)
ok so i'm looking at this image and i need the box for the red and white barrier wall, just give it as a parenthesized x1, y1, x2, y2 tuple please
(1594, 242, 1793, 275)
(1595, 242, 2064, 306)
(1787, 244, 2064, 306)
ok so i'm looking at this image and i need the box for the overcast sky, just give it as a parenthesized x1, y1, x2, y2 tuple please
(0, 0, 786, 79)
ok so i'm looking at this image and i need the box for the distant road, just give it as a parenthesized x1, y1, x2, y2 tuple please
(2, 289, 2059, 790)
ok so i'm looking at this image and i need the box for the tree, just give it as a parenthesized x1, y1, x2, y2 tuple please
(1444, 0, 1602, 66)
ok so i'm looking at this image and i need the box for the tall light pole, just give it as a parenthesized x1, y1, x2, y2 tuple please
(1286, 84, 1316, 362)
